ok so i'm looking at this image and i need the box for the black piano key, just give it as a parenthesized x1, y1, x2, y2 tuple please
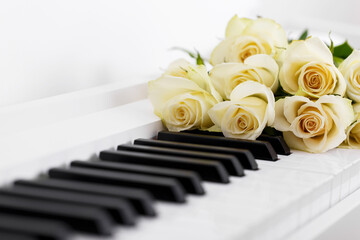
(257, 134, 291, 155)
(100, 150, 230, 183)
(71, 160, 205, 195)
(14, 179, 156, 217)
(184, 129, 290, 156)
(0, 187, 137, 226)
(134, 138, 258, 170)
(48, 167, 186, 203)
(0, 232, 36, 240)
(0, 214, 70, 240)
(183, 129, 224, 136)
(0, 195, 112, 236)
(157, 131, 278, 161)
(117, 144, 244, 177)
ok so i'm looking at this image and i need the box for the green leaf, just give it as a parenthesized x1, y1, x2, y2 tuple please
(274, 84, 292, 98)
(298, 29, 308, 40)
(195, 51, 205, 65)
(333, 41, 353, 59)
(171, 47, 205, 65)
(333, 56, 344, 67)
(329, 32, 334, 54)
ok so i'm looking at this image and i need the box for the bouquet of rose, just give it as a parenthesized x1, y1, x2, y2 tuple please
(148, 15, 360, 153)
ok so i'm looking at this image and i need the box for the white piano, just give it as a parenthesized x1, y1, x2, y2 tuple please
(1, 1, 360, 240)
(1, 80, 360, 240)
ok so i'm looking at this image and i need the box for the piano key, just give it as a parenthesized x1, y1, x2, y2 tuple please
(71, 160, 205, 195)
(157, 130, 278, 161)
(0, 187, 137, 225)
(0, 195, 112, 236)
(0, 232, 36, 240)
(257, 134, 291, 155)
(97, 158, 334, 240)
(183, 129, 291, 156)
(0, 213, 70, 240)
(183, 129, 224, 136)
(14, 179, 156, 217)
(134, 138, 258, 170)
(48, 167, 187, 203)
(117, 144, 244, 176)
(100, 150, 230, 183)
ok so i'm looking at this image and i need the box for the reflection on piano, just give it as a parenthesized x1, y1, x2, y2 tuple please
(1, 82, 360, 240)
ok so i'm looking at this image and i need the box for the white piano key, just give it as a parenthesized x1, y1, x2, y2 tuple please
(70, 161, 330, 240)
(349, 160, 360, 194)
(259, 149, 360, 206)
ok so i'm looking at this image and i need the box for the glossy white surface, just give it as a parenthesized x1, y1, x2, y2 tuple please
(0, 81, 148, 136)
(0, 97, 162, 185)
(2, 1, 360, 239)
(71, 149, 360, 240)
(2, 82, 360, 239)
(290, 186, 360, 240)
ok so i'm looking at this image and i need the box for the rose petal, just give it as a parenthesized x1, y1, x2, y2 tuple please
(339, 50, 360, 73)
(273, 98, 291, 131)
(163, 59, 192, 78)
(162, 93, 201, 132)
(317, 95, 354, 128)
(208, 101, 234, 127)
(283, 131, 309, 152)
(220, 98, 266, 140)
(210, 37, 233, 65)
(230, 81, 275, 125)
(283, 96, 310, 123)
(210, 36, 268, 65)
(148, 76, 205, 116)
(354, 103, 360, 115)
(302, 105, 346, 152)
(210, 63, 249, 99)
(346, 120, 360, 148)
(225, 15, 252, 38)
(244, 54, 279, 92)
(186, 64, 223, 102)
(279, 37, 335, 95)
(289, 109, 326, 139)
(242, 18, 288, 50)
(339, 50, 360, 102)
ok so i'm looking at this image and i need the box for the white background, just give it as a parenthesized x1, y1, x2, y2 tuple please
(1, 0, 360, 107)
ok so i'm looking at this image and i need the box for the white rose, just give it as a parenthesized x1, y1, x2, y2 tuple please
(342, 103, 360, 148)
(210, 54, 279, 100)
(210, 16, 288, 65)
(163, 59, 222, 102)
(148, 59, 221, 132)
(208, 81, 275, 140)
(273, 95, 354, 153)
(338, 50, 360, 102)
(279, 37, 346, 98)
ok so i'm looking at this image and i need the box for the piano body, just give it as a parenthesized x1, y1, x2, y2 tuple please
(2, 1, 360, 239)
(1, 80, 360, 240)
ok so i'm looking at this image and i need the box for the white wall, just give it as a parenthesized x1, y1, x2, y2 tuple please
(1, 0, 359, 107)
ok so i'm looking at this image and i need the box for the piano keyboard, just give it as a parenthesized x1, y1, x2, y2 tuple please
(1, 129, 360, 240)
(1, 83, 360, 240)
